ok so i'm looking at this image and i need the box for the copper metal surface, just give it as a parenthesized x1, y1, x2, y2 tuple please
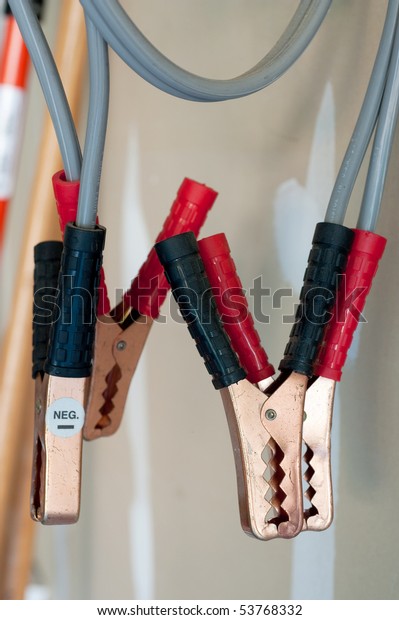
(302, 376, 335, 531)
(84, 315, 153, 440)
(31, 375, 87, 525)
(221, 372, 307, 540)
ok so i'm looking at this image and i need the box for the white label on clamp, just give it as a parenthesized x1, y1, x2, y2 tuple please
(0, 84, 25, 200)
(45, 397, 85, 438)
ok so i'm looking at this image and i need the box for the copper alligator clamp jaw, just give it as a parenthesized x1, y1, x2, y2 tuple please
(31, 221, 106, 524)
(302, 228, 386, 531)
(198, 233, 335, 533)
(156, 223, 354, 540)
(83, 178, 217, 440)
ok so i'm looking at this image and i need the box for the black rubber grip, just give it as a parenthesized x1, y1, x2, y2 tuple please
(279, 222, 354, 377)
(155, 232, 246, 389)
(6, 1, 45, 20)
(44, 222, 106, 379)
(32, 241, 63, 379)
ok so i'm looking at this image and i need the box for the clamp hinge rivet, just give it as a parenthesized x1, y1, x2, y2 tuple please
(265, 409, 277, 421)
(116, 340, 127, 351)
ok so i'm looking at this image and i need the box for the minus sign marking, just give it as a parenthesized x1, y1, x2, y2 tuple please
(57, 425, 75, 429)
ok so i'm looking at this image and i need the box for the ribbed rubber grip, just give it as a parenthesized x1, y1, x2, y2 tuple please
(52, 169, 111, 316)
(279, 222, 354, 377)
(314, 229, 386, 381)
(32, 241, 63, 378)
(44, 222, 106, 378)
(124, 178, 217, 319)
(198, 233, 275, 383)
(155, 232, 246, 389)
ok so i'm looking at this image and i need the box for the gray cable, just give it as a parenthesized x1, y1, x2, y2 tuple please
(78, 0, 189, 98)
(10, 0, 331, 224)
(7, 0, 82, 181)
(13, 0, 394, 227)
(79, 0, 315, 101)
(80, 0, 332, 101)
(324, 0, 399, 225)
(357, 20, 399, 232)
(76, 15, 109, 229)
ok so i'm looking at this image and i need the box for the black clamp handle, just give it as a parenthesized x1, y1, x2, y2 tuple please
(279, 222, 354, 377)
(155, 232, 246, 390)
(44, 222, 106, 379)
(32, 241, 63, 379)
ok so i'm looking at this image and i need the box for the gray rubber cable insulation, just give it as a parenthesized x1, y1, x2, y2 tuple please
(324, 0, 399, 226)
(7, 0, 82, 181)
(8, 0, 109, 228)
(76, 14, 110, 229)
(357, 18, 399, 232)
(12, 0, 396, 228)
(10, 0, 331, 223)
(79, 0, 332, 101)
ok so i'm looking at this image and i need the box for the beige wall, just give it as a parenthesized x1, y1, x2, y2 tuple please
(3, 0, 398, 600)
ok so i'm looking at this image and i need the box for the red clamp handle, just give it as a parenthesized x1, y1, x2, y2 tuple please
(198, 233, 275, 384)
(124, 178, 217, 318)
(314, 229, 386, 381)
(52, 170, 111, 316)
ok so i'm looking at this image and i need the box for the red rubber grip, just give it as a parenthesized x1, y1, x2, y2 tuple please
(52, 170, 111, 316)
(52, 170, 80, 232)
(124, 178, 217, 318)
(198, 233, 275, 383)
(314, 229, 386, 381)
